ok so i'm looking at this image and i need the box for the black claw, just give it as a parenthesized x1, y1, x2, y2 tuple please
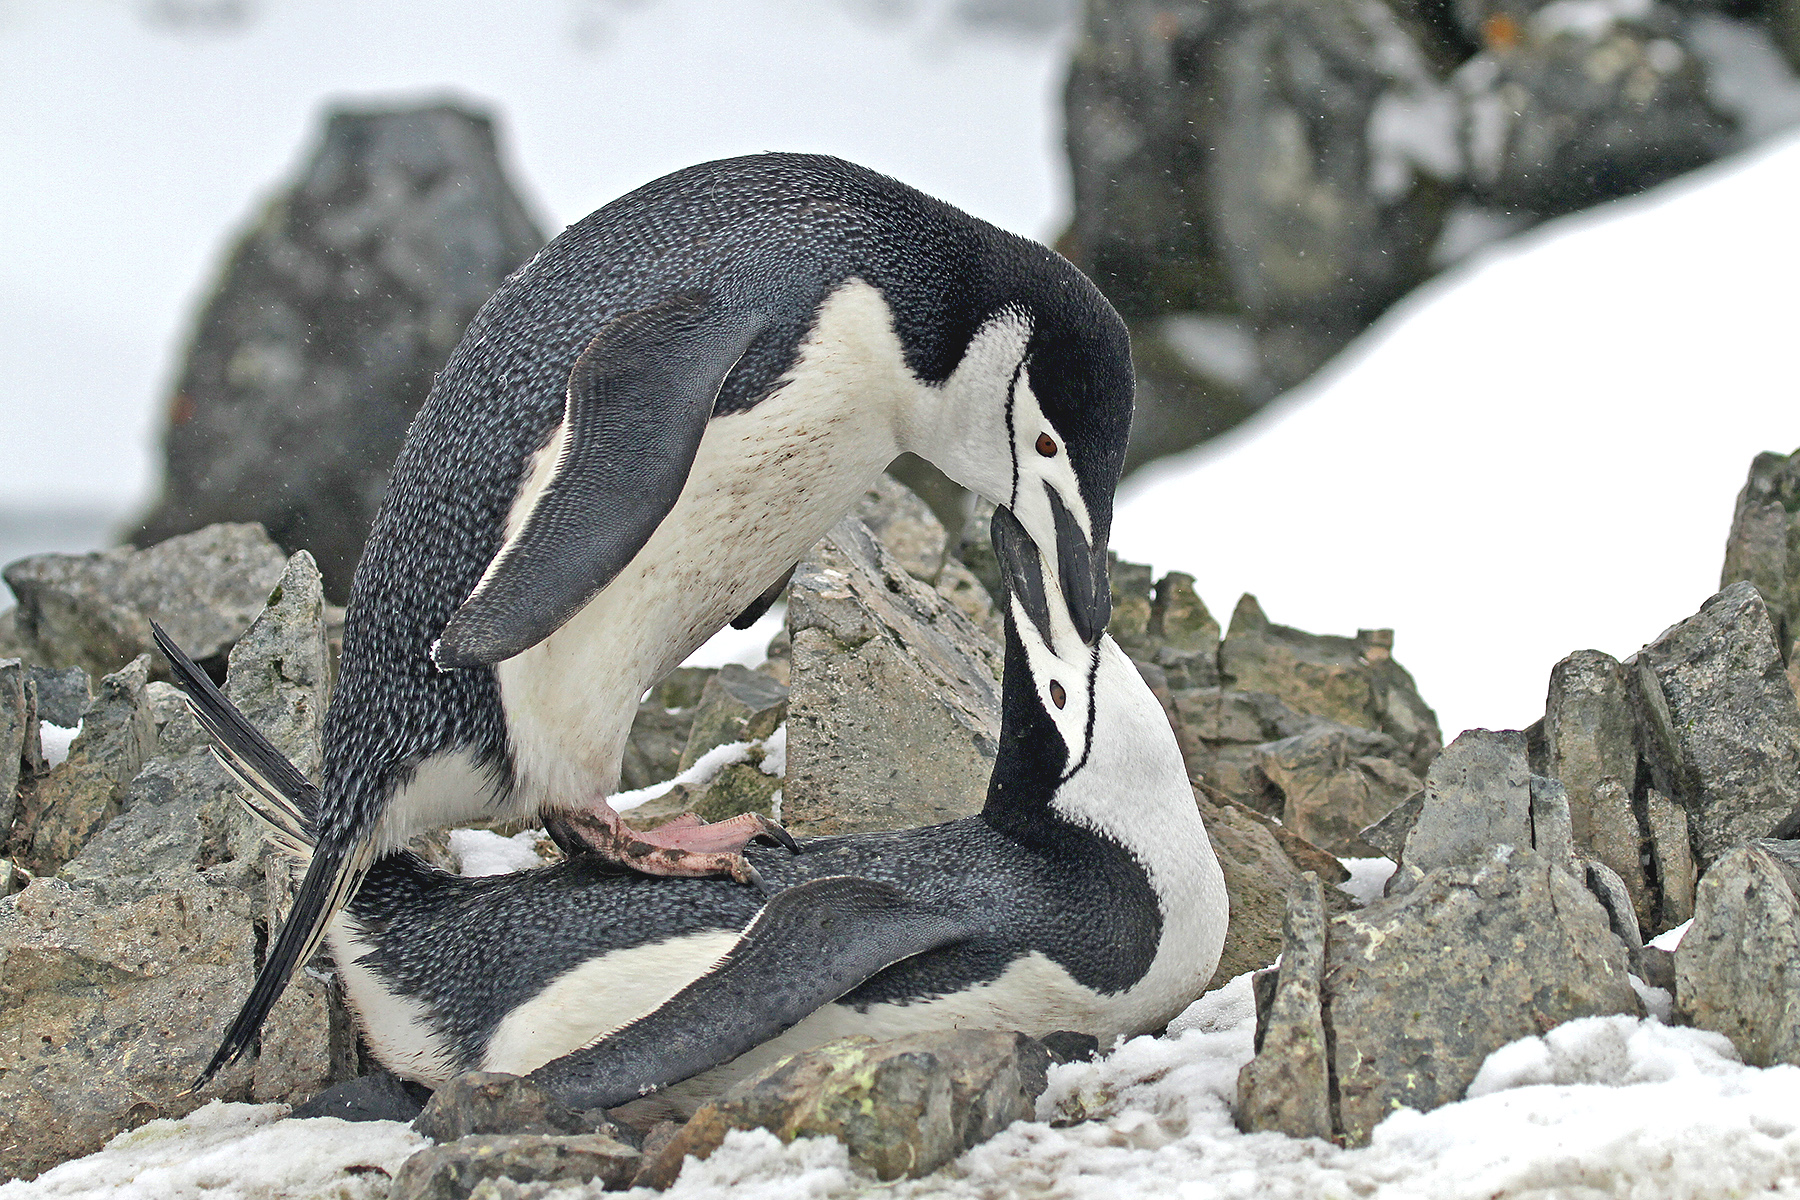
(754, 818, 801, 855)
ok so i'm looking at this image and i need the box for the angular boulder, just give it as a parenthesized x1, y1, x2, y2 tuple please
(1236, 873, 1332, 1139)
(390, 1133, 641, 1200)
(1675, 839, 1800, 1067)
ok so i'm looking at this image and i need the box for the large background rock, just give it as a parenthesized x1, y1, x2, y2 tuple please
(1720, 445, 1800, 683)
(1675, 839, 1800, 1067)
(128, 103, 545, 601)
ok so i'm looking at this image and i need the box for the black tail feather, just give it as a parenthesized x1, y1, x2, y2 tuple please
(149, 619, 363, 1090)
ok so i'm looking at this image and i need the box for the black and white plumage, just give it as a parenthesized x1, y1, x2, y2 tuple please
(160, 508, 1226, 1115)
(194, 152, 1137, 1086)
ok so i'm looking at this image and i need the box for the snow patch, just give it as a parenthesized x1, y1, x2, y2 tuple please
(451, 827, 556, 877)
(1337, 856, 1397, 905)
(39, 721, 79, 769)
(1650, 918, 1691, 951)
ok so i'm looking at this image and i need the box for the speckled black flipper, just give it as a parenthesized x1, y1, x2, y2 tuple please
(527, 875, 973, 1110)
(434, 293, 769, 668)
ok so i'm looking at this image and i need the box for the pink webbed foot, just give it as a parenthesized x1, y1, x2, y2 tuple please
(543, 806, 797, 886)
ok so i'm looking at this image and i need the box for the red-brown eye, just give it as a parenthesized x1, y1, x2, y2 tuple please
(1036, 433, 1058, 457)
(1049, 680, 1067, 709)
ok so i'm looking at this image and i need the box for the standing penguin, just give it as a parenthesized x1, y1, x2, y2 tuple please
(195, 153, 1134, 1086)
(157, 508, 1224, 1112)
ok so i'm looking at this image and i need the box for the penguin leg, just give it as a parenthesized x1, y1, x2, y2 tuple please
(543, 808, 795, 884)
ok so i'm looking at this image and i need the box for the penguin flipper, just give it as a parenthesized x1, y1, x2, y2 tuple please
(526, 875, 974, 1111)
(434, 293, 770, 668)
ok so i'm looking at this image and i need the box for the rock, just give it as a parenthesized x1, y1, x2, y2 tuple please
(1, 523, 288, 680)
(1399, 729, 1533, 876)
(640, 1030, 1051, 1187)
(1254, 721, 1425, 857)
(0, 549, 350, 1179)
(853, 473, 949, 583)
(1236, 873, 1332, 1139)
(1645, 786, 1697, 928)
(1583, 858, 1645, 963)
(1544, 649, 1650, 915)
(1, 659, 30, 834)
(415, 1072, 632, 1143)
(11, 655, 158, 874)
(129, 104, 545, 601)
(1633, 581, 1800, 870)
(1675, 839, 1800, 1066)
(27, 665, 90, 729)
(677, 665, 788, 772)
(783, 518, 1003, 835)
(1719, 446, 1800, 657)
(1196, 790, 1348, 989)
(1176, 687, 1319, 815)
(390, 1133, 641, 1200)
(1359, 788, 1424, 861)
(1455, 17, 1732, 217)
(1330, 846, 1641, 1145)
(1220, 596, 1441, 775)
(619, 669, 714, 792)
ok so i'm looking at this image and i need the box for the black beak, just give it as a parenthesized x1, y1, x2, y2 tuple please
(1046, 484, 1110, 645)
(991, 505, 1055, 646)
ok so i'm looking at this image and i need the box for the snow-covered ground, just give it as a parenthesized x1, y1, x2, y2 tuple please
(1114, 128, 1800, 739)
(10, 971, 1800, 1200)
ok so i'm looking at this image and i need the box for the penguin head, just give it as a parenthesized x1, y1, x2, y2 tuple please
(987, 506, 1188, 835)
(914, 264, 1132, 648)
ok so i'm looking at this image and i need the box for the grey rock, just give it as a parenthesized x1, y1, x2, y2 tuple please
(130, 104, 545, 601)
(1400, 729, 1533, 877)
(391, 1133, 641, 1200)
(0, 549, 350, 1179)
(12, 655, 158, 874)
(1634, 581, 1800, 869)
(1236, 873, 1333, 1139)
(853, 473, 950, 584)
(1254, 722, 1425, 857)
(27, 665, 90, 729)
(1587, 777, 1652, 927)
(416, 1072, 633, 1144)
(677, 664, 788, 772)
(784, 517, 1002, 835)
(640, 1030, 1051, 1186)
(1221, 596, 1442, 775)
(1530, 774, 1578, 875)
(1645, 786, 1697, 928)
(1359, 788, 1424, 861)
(1330, 846, 1641, 1145)
(1719, 446, 1800, 657)
(2, 523, 288, 680)
(619, 668, 714, 792)
(1, 659, 29, 834)
(1583, 858, 1645, 964)
(1455, 18, 1732, 216)
(1544, 649, 1647, 907)
(1675, 839, 1800, 1066)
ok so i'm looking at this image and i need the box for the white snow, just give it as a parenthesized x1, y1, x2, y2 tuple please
(608, 723, 786, 815)
(450, 826, 556, 877)
(1113, 130, 1800, 740)
(1336, 856, 1398, 905)
(38, 721, 79, 769)
(0, 1101, 426, 1200)
(1650, 918, 1693, 951)
(682, 603, 787, 671)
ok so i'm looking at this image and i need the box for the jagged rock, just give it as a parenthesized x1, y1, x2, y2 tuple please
(1, 659, 29, 834)
(1176, 688, 1318, 815)
(1220, 596, 1441, 775)
(130, 104, 545, 601)
(1676, 839, 1800, 1067)
(0, 549, 349, 1179)
(1633, 581, 1800, 869)
(1254, 721, 1424, 856)
(1398, 729, 1533, 876)
(1720, 446, 1800, 659)
(1646, 786, 1696, 928)
(1236, 874, 1332, 1139)
(1544, 649, 1650, 919)
(677, 665, 788, 771)
(1455, 17, 1732, 217)
(390, 1133, 641, 1200)
(783, 518, 1002, 835)
(1330, 846, 1641, 1145)
(27, 664, 90, 729)
(640, 1030, 1051, 1187)
(853, 473, 949, 583)
(11, 655, 157, 874)
(1196, 790, 1348, 989)
(1, 523, 288, 680)
(415, 1072, 633, 1144)
(619, 669, 714, 792)
(1583, 858, 1645, 965)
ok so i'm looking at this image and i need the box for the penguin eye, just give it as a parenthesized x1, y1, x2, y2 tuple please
(1036, 433, 1058, 458)
(1049, 680, 1067, 709)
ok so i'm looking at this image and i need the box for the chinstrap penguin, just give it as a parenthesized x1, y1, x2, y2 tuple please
(156, 508, 1226, 1116)
(195, 152, 1137, 1087)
